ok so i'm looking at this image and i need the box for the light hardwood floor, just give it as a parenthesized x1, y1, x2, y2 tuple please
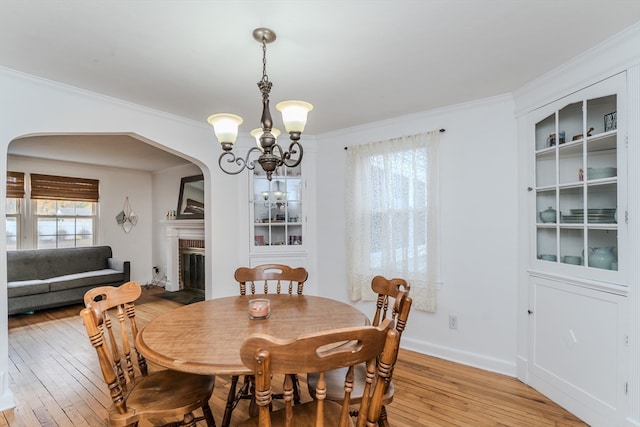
(2, 286, 588, 427)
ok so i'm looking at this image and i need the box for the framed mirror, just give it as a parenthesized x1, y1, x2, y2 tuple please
(176, 174, 204, 219)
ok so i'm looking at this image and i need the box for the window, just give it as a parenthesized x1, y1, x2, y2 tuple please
(345, 131, 440, 312)
(6, 198, 20, 250)
(34, 200, 96, 248)
(6, 172, 100, 249)
(30, 173, 99, 249)
(6, 171, 25, 250)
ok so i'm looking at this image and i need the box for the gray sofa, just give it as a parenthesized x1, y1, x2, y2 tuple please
(7, 246, 130, 315)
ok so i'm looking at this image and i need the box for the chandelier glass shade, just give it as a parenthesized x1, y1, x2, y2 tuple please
(251, 127, 280, 150)
(207, 28, 313, 181)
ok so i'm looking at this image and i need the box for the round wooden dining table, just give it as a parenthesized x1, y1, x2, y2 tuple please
(135, 294, 369, 376)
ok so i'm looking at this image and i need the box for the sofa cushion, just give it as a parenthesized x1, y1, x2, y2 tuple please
(35, 246, 113, 279)
(8, 280, 50, 298)
(7, 250, 39, 282)
(47, 269, 125, 292)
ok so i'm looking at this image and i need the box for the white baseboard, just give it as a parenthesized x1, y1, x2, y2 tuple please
(401, 337, 517, 377)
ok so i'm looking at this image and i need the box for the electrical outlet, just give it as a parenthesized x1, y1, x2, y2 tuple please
(153, 266, 159, 274)
(449, 314, 458, 330)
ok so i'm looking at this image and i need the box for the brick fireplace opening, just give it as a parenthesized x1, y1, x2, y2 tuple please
(179, 239, 205, 290)
(162, 219, 204, 292)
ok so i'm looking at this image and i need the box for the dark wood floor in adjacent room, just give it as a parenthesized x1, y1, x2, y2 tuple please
(1, 286, 588, 427)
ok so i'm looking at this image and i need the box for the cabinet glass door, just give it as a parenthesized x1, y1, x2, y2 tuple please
(252, 164, 303, 247)
(534, 89, 619, 272)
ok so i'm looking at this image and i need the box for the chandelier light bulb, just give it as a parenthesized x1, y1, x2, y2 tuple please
(207, 113, 243, 145)
(276, 100, 313, 134)
(250, 128, 281, 151)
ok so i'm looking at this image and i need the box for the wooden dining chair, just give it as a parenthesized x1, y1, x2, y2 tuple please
(222, 264, 309, 426)
(235, 263, 308, 295)
(238, 318, 399, 427)
(81, 281, 216, 427)
(369, 275, 411, 328)
(307, 275, 412, 426)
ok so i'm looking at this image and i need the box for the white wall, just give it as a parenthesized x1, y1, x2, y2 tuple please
(152, 163, 203, 280)
(7, 155, 154, 283)
(315, 95, 520, 375)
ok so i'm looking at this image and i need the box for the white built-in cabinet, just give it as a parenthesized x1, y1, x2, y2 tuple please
(521, 70, 634, 426)
(247, 162, 310, 273)
(531, 74, 627, 283)
(527, 275, 627, 425)
(250, 163, 305, 249)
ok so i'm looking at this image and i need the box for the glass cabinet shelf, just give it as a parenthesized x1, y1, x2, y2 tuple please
(533, 89, 620, 272)
(251, 164, 304, 248)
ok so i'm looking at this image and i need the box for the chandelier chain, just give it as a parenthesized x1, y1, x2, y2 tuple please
(261, 39, 269, 83)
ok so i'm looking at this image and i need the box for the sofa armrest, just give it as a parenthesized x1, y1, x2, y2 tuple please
(108, 258, 131, 282)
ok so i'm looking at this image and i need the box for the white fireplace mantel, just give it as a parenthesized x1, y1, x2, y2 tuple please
(161, 219, 204, 292)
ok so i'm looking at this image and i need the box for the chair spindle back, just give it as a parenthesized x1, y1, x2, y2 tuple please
(81, 281, 147, 413)
(240, 319, 399, 427)
(371, 275, 411, 328)
(235, 263, 308, 295)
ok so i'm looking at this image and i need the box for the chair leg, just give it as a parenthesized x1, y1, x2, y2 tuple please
(222, 375, 252, 427)
(378, 405, 390, 427)
(350, 405, 389, 427)
(291, 374, 301, 405)
(247, 376, 258, 417)
(202, 402, 216, 427)
(221, 375, 240, 427)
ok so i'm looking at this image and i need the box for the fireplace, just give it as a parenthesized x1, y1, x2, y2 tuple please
(179, 240, 205, 290)
(162, 219, 204, 292)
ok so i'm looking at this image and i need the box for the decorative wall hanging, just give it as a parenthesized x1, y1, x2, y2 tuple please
(116, 196, 138, 233)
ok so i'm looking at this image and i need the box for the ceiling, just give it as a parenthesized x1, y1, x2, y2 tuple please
(3, 1, 640, 171)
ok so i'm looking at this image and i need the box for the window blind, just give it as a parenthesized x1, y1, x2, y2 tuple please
(6, 171, 25, 199)
(30, 173, 99, 202)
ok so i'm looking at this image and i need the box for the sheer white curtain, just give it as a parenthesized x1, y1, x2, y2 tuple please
(345, 131, 439, 312)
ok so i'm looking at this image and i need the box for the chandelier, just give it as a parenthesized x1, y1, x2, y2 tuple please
(207, 28, 313, 181)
